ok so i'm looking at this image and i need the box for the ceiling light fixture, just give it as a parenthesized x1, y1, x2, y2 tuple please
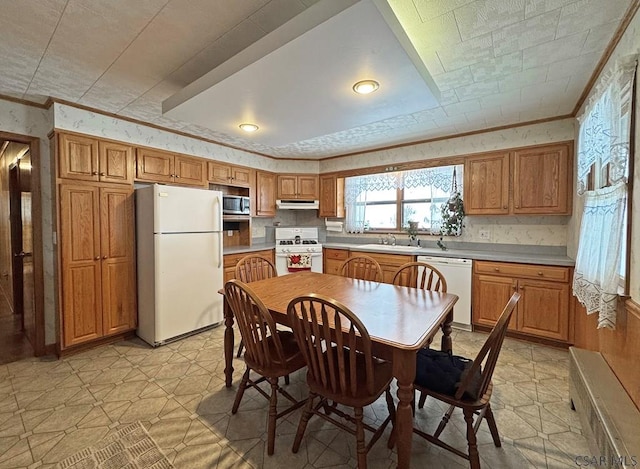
(239, 123, 259, 132)
(352, 79, 379, 95)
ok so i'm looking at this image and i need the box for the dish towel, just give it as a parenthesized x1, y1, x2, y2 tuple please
(287, 254, 312, 272)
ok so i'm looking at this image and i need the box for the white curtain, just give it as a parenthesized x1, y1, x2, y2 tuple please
(573, 183, 627, 329)
(343, 165, 462, 232)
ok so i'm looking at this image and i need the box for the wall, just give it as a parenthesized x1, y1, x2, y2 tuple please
(0, 99, 55, 344)
(568, 6, 640, 407)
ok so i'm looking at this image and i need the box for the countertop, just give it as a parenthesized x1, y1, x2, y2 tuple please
(224, 242, 575, 267)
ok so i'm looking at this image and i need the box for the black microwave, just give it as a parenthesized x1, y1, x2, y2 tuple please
(223, 195, 250, 215)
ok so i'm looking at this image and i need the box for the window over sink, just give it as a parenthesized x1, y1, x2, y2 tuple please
(343, 164, 463, 234)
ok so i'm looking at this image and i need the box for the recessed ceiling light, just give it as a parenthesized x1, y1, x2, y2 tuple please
(239, 123, 259, 132)
(352, 80, 379, 95)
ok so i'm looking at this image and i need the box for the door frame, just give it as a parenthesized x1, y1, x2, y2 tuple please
(0, 131, 45, 356)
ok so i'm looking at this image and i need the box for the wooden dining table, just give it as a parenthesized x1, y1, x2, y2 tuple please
(221, 271, 458, 469)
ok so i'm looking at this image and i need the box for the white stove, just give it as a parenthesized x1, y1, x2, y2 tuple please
(274, 227, 323, 275)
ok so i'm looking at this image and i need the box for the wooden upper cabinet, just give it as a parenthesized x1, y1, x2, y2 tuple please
(319, 175, 345, 218)
(175, 155, 206, 186)
(208, 161, 252, 187)
(277, 174, 319, 200)
(255, 171, 276, 217)
(512, 144, 571, 215)
(136, 148, 174, 183)
(464, 143, 572, 215)
(464, 151, 510, 215)
(98, 141, 134, 185)
(58, 133, 99, 182)
(58, 133, 133, 185)
(136, 149, 206, 186)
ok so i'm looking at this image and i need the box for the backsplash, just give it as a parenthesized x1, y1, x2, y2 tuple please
(252, 211, 567, 247)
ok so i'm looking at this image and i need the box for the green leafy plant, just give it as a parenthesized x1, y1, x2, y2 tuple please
(440, 192, 465, 236)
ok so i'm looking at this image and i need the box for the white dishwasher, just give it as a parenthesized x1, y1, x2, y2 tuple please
(417, 256, 472, 331)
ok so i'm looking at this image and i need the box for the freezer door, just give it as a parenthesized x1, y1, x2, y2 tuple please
(153, 184, 222, 233)
(154, 232, 223, 342)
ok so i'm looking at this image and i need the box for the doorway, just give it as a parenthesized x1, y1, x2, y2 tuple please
(0, 133, 45, 363)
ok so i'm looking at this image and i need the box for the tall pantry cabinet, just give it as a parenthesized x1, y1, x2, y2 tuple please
(55, 132, 137, 349)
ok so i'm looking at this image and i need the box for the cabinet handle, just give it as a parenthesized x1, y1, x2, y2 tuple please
(176, 175, 181, 178)
(92, 171, 98, 175)
(519, 286, 524, 290)
(100, 172, 105, 176)
(494, 268, 500, 272)
(503, 205, 508, 209)
(103, 256, 107, 259)
(537, 271, 543, 276)
(515, 205, 519, 208)
(94, 256, 100, 260)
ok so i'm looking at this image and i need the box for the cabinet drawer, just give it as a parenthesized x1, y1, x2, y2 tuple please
(324, 248, 349, 261)
(474, 261, 569, 282)
(223, 250, 273, 268)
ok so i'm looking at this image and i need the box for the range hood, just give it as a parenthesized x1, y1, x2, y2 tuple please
(276, 199, 319, 210)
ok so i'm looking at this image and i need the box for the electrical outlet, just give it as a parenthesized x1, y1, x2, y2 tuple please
(479, 229, 491, 240)
(227, 230, 234, 237)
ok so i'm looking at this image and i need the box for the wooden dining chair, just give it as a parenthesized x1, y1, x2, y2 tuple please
(412, 292, 521, 469)
(338, 255, 383, 282)
(287, 294, 395, 469)
(224, 280, 306, 455)
(234, 255, 278, 358)
(392, 261, 447, 292)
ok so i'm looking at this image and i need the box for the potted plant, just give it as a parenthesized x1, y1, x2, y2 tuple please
(440, 192, 465, 236)
(405, 221, 419, 245)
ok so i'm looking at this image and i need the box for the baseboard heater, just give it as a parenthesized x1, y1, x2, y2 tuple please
(569, 347, 640, 467)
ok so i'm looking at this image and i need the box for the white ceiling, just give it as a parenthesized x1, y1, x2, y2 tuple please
(0, 0, 632, 159)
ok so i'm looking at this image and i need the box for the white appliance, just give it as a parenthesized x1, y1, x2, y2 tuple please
(275, 227, 323, 275)
(136, 184, 224, 346)
(418, 256, 472, 331)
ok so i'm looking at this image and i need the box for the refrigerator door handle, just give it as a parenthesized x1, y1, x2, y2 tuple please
(219, 234, 223, 269)
(215, 194, 223, 268)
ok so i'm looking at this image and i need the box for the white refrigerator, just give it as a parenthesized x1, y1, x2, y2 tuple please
(136, 184, 224, 346)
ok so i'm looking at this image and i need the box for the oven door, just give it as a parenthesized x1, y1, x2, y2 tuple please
(275, 250, 323, 275)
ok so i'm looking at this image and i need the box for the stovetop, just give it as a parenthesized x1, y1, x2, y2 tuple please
(278, 240, 319, 245)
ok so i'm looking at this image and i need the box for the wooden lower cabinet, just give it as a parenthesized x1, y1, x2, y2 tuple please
(472, 261, 570, 342)
(223, 249, 274, 283)
(323, 248, 349, 275)
(59, 183, 136, 348)
(349, 251, 414, 284)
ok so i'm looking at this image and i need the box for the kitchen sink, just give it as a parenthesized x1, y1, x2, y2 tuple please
(356, 244, 422, 252)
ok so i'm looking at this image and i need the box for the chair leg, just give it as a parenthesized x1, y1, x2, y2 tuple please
(434, 404, 455, 438)
(354, 407, 367, 469)
(267, 377, 278, 455)
(417, 390, 427, 409)
(463, 408, 481, 469)
(232, 368, 250, 414)
(292, 393, 316, 453)
(236, 339, 244, 358)
(384, 389, 396, 449)
(284, 375, 290, 385)
(484, 404, 501, 447)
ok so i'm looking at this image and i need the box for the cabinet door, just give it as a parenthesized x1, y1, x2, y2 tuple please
(517, 279, 569, 341)
(59, 184, 102, 347)
(277, 175, 298, 199)
(297, 175, 319, 200)
(512, 144, 571, 215)
(256, 171, 276, 217)
(464, 152, 510, 215)
(323, 248, 349, 275)
(231, 166, 252, 187)
(100, 187, 137, 336)
(98, 141, 133, 185)
(58, 134, 99, 181)
(319, 175, 345, 218)
(175, 156, 206, 186)
(136, 148, 174, 183)
(208, 161, 231, 184)
(472, 274, 517, 330)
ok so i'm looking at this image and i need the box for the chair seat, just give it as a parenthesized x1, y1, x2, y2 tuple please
(245, 330, 306, 378)
(306, 348, 394, 408)
(416, 381, 494, 411)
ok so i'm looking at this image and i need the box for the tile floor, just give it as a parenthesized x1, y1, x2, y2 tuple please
(0, 326, 589, 468)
